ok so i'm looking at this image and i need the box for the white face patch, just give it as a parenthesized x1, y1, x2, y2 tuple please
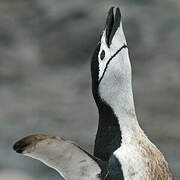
(98, 30, 111, 81)
(98, 22, 127, 83)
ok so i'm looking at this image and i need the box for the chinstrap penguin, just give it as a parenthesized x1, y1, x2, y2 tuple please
(13, 7, 173, 180)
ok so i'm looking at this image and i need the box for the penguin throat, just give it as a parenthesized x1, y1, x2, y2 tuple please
(100, 79, 138, 127)
(98, 78, 140, 143)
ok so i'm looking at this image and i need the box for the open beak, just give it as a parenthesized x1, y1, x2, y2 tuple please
(105, 7, 121, 47)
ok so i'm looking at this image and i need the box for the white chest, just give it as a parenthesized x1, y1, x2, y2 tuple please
(114, 144, 150, 180)
(113, 140, 172, 180)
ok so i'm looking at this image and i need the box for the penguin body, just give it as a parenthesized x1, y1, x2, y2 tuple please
(13, 7, 173, 180)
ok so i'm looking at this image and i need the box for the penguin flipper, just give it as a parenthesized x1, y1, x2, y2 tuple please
(13, 134, 101, 180)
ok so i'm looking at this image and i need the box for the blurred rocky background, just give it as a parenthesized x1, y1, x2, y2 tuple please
(0, 0, 179, 179)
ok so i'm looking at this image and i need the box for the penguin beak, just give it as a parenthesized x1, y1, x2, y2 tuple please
(105, 7, 121, 48)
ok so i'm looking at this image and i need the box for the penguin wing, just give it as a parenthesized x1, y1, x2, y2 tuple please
(13, 134, 101, 180)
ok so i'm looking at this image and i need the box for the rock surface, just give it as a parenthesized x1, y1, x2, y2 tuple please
(0, 0, 179, 179)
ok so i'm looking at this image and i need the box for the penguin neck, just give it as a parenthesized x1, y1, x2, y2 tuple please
(98, 75, 142, 143)
(93, 75, 142, 161)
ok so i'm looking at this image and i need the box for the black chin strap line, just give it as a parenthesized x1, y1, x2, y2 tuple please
(98, 44, 128, 85)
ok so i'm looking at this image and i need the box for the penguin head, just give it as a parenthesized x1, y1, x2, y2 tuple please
(91, 7, 131, 105)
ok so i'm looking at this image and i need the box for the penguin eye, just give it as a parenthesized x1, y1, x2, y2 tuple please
(100, 50, 105, 60)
